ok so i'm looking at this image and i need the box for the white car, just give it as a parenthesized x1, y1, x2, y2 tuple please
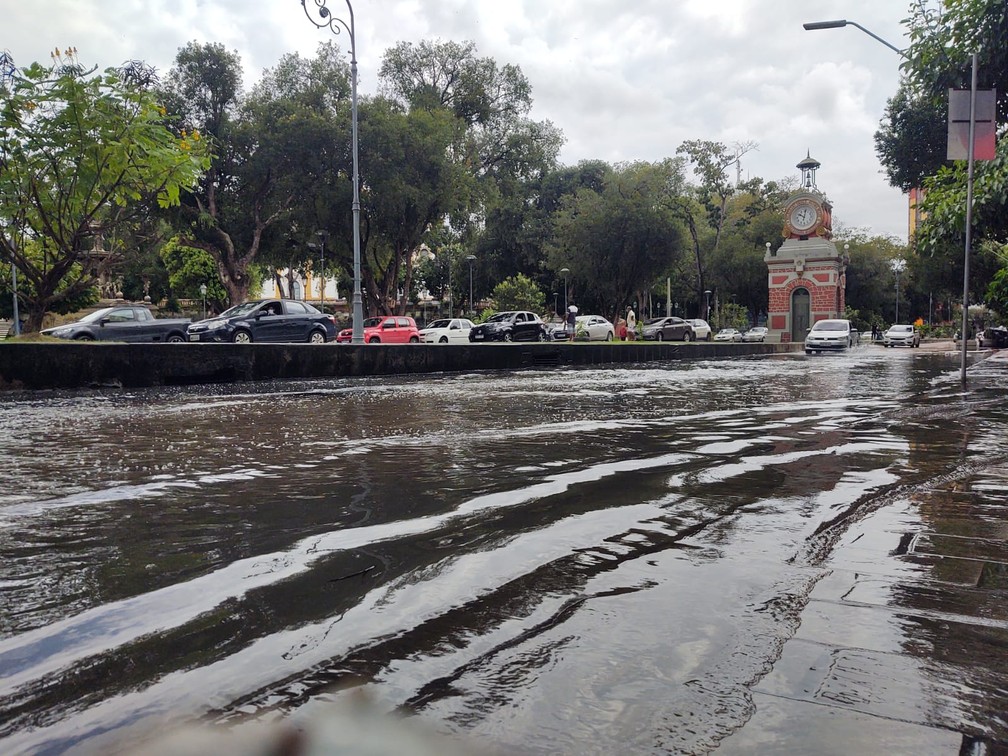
(882, 324, 920, 348)
(742, 326, 769, 342)
(418, 317, 474, 344)
(574, 315, 615, 341)
(686, 319, 712, 341)
(804, 319, 855, 353)
(713, 328, 742, 342)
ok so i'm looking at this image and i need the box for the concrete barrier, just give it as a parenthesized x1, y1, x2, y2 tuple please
(0, 341, 801, 391)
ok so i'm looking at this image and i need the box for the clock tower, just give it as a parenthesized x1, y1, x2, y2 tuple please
(765, 153, 847, 343)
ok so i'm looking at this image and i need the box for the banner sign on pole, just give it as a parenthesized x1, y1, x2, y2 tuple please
(947, 88, 997, 160)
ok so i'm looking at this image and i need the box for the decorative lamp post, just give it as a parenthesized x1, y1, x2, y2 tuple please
(199, 283, 207, 320)
(560, 268, 570, 313)
(552, 292, 558, 318)
(301, 1, 364, 343)
(466, 255, 476, 316)
(704, 289, 712, 321)
(315, 229, 328, 311)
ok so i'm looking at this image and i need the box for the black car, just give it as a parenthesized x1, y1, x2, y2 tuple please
(468, 311, 550, 342)
(186, 299, 337, 343)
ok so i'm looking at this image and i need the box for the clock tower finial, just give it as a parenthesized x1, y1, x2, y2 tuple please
(797, 151, 821, 189)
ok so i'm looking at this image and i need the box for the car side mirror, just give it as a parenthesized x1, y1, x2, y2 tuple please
(99, 318, 109, 326)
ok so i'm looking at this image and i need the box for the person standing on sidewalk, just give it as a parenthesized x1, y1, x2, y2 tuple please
(626, 307, 636, 341)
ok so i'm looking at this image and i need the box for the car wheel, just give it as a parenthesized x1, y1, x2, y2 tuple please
(439, 336, 448, 344)
(166, 333, 186, 343)
(232, 330, 252, 344)
(805, 349, 812, 355)
(368, 336, 380, 344)
(706, 333, 712, 341)
(308, 330, 326, 344)
(606, 331, 613, 341)
(73, 334, 95, 341)
(538, 330, 548, 342)
(683, 331, 693, 342)
(409, 336, 419, 343)
(503, 331, 513, 342)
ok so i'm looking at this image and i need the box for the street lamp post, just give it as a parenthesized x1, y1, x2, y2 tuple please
(704, 289, 712, 321)
(315, 230, 328, 311)
(199, 283, 207, 320)
(802, 19, 905, 56)
(891, 259, 905, 323)
(301, 0, 363, 343)
(466, 255, 476, 317)
(552, 292, 558, 318)
(560, 268, 570, 313)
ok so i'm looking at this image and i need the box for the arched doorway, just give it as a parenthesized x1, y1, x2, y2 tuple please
(791, 287, 810, 342)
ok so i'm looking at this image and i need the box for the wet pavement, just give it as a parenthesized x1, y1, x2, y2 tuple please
(0, 342, 1006, 754)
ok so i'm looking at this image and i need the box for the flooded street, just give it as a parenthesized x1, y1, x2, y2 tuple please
(1, 346, 1006, 754)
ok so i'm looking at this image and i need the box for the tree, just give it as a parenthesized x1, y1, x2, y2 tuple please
(489, 273, 545, 313)
(548, 160, 687, 326)
(674, 140, 757, 308)
(0, 56, 209, 331)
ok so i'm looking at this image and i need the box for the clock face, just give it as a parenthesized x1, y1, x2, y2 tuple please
(789, 201, 819, 232)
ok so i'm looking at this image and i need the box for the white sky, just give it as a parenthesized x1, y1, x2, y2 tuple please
(5, 0, 910, 241)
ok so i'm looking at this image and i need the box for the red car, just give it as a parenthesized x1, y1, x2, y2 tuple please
(336, 316, 421, 344)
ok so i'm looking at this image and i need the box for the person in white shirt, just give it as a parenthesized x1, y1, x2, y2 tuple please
(626, 307, 636, 340)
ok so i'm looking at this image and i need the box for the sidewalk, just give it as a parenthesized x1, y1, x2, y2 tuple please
(722, 349, 1008, 753)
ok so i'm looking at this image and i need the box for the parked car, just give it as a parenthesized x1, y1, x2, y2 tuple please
(882, 324, 921, 348)
(187, 299, 336, 343)
(804, 318, 855, 353)
(337, 315, 421, 344)
(468, 311, 549, 342)
(42, 306, 190, 343)
(418, 318, 474, 344)
(978, 326, 1008, 348)
(550, 315, 615, 341)
(686, 319, 712, 341)
(742, 326, 769, 342)
(641, 316, 695, 342)
(713, 328, 743, 342)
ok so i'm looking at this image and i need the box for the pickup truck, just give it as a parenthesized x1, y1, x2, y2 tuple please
(41, 306, 191, 343)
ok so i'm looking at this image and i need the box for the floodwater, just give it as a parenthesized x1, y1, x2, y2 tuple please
(1, 346, 1006, 754)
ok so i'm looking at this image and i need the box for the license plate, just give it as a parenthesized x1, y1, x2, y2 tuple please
(474, 334, 484, 340)
(189, 334, 200, 341)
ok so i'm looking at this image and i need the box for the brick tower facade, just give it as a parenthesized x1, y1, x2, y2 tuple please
(765, 155, 848, 343)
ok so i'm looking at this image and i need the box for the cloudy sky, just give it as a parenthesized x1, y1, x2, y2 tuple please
(6, 0, 911, 241)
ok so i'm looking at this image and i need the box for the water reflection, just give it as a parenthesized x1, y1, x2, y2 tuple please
(0, 348, 1005, 753)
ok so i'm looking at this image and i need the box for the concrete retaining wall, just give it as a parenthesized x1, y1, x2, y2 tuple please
(0, 341, 800, 391)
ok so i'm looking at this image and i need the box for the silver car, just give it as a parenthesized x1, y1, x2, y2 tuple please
(804, 319, 854, 353)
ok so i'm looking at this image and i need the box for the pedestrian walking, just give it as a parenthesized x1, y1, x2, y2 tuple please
(626, 307, 636, 341)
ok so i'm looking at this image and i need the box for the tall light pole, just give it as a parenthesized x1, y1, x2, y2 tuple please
(199, 283, 207, 320)
(704, 289, 712, 321)
(315, 229, 328, 311)
(466, 255, 476, 317)
(560, 268, 570, 312)
(302, 1, 363, 342)
(891, 258, 905, 323)
(1, 52, 20, 336)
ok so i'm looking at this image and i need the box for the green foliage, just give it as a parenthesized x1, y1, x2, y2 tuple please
(491, 273, 545, 313)
(160, 237, 228, 311)
(986, 265, 1008, 317)
(0, 57, 209, 330)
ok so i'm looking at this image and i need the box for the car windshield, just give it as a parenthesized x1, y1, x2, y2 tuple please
(78, 308, 116, 323)
(425, 320, 449, 330)
(220, 302, 263, 317)
(811, 321, 848, 332)
(644, 318, 668, 326)
(486, 313, 514, 323)
(889, 325, 913, 333)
